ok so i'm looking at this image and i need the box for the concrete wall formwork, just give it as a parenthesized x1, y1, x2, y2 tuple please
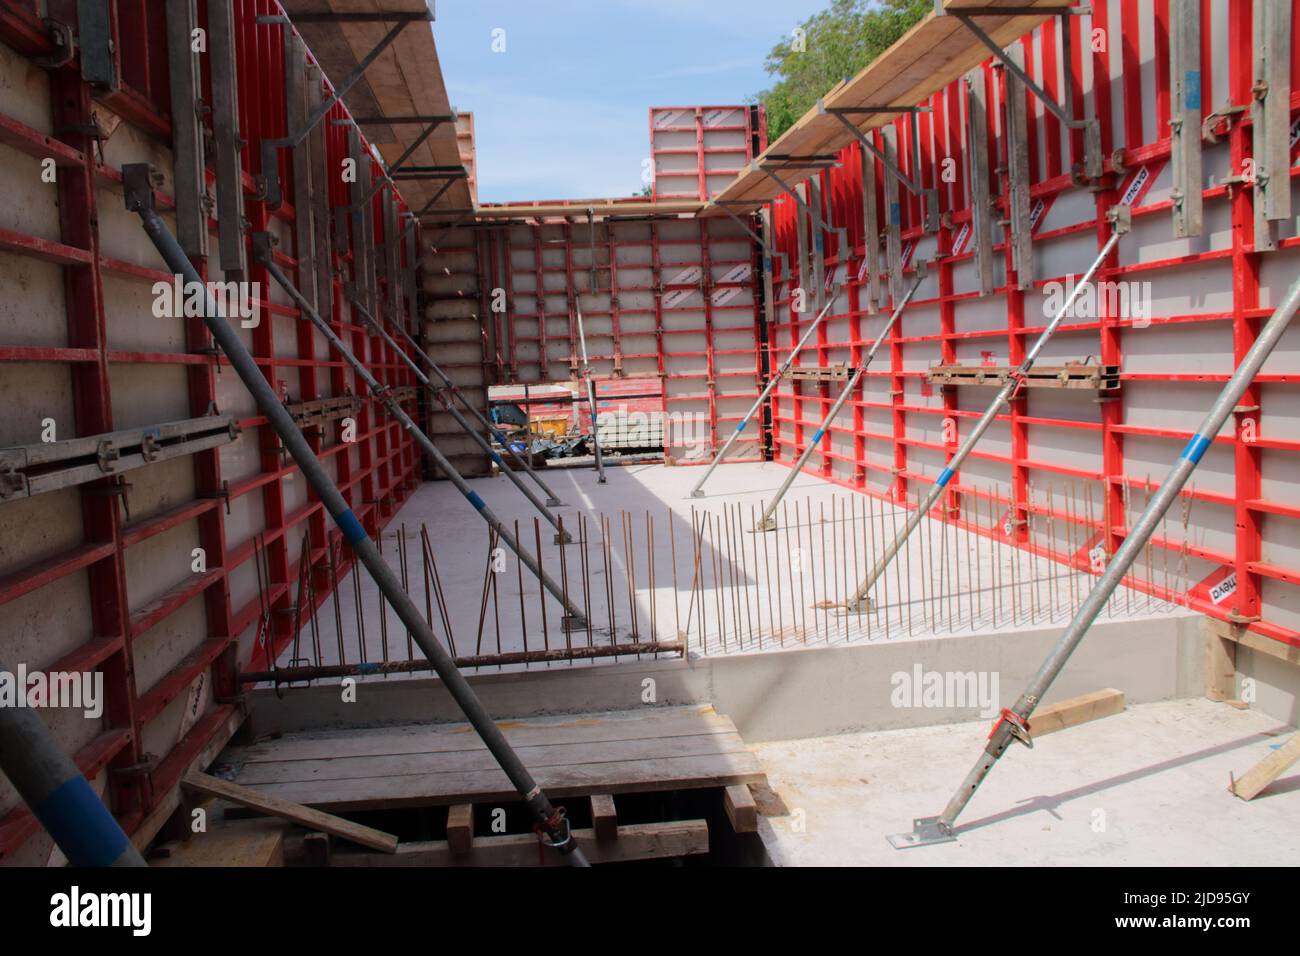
(424, 213, 765, 465)
(0, 0, 421, 864)
(766, 1, 1300, 654)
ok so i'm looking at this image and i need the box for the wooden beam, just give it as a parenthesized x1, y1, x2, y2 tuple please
(723, 785, 758, 834)
(331, 820, 709, 867)
(590, 794, 618, 842)
(181, 772, 398, 854)
(1208, 618, 1300, 669)
(152, 818, 286, 867)
(1206, 627, 1238, 702)
(446, 804, 473, 857)
(1031, 689, 1125, 737)
(1231, 733, 1300, 801)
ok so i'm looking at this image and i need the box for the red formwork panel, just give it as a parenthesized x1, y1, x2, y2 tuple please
(650, 105, 766, 200)
(431, 212, 764, 465)
(0, 0, 422, 860)
(766, 1, 1300, 649)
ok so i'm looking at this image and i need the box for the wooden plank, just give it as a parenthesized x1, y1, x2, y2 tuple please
(153, 818, 286, 867)
(590, 794, 618, 842)
(1206, 628, 1238, 702)
(1230, 734, 1300, 801)
(181, 772, 399, 853)
(232, 705, 731, 764)
(1207, 618, 1300, 669)
(723, 785, 758, 834)
(1030, 689, 1125, 737)
(446, 804, 473, 857)
(241, 752, 768, 812)
(235, 730, 754, 786)
(332, 820, 709, 867)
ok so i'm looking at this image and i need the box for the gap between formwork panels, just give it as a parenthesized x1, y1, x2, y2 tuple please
(248, 462, 1197, 689)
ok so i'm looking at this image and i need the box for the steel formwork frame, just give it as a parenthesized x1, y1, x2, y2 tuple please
(0, 0, 421, 861)
(649, 104, 766, 201)
(765, 2, 1300, 650)
(424, 210, 765, 463)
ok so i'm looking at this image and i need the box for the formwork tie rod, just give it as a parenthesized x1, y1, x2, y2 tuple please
(348, 294, 572, 543)
(0, 657, 146, 866)
(250, 233, 586, 626)
(845, 223, 1126, 612)
(575, 298, 606, 484)
(122, 164, 587, 865)
(353, 295, 567, 508)
(889, 261, 1300, 849)
(757, 267, 926, 531)
(689, 294, 840, 499)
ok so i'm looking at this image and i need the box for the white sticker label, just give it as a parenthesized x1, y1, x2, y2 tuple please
(1121, 166, 1150, 206)
(1209, 571, 1238, 605)
(1088, 544, 1107, 573)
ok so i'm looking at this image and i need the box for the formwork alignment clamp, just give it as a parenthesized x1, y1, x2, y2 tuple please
(123, 163, 589, 866)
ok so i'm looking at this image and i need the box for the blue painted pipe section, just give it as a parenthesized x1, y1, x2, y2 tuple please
(937, 466, 955, 487)
(811, 428, 825, 444)
(735, 420, 747, 433)
(468, 491, 487, 511)
(37, 776, 129, 867)
(1181, 433, 1211, 464)
(335, 508, 368, 544)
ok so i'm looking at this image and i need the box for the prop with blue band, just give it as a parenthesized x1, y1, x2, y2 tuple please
(249, 231, 585, 625)
(123, 164, 588, 866)
(845, 223, 1126, 612)
(890, 257, 1300, 850)
(689, 294, 841, 499)
(347, 295, 571, 543)
(0, 666, 145, 866)
(755, 266, 926, 532)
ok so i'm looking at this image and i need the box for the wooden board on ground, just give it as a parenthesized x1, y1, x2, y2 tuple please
(332, 820, 708, 867)
(723, 784, 758, 833)
(152, 818, 286, 867)
(182, 771, 399, 853)
(1231, 733, 1300, 801)
(1031, 689, 1125, 737)
(223, 705, 767, 811)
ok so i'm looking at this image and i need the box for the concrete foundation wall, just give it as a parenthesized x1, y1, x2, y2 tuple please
(251, 613, 1208, 742)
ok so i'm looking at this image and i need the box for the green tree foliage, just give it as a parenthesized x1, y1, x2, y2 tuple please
(755, 0, 931, 141)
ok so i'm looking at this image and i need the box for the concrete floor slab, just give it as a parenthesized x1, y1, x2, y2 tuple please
(274, 461, 1191, 678)
(752, 698, 1300, 866)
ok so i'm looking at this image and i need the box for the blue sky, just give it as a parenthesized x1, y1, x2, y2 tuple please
(431, 1, 827, 203)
